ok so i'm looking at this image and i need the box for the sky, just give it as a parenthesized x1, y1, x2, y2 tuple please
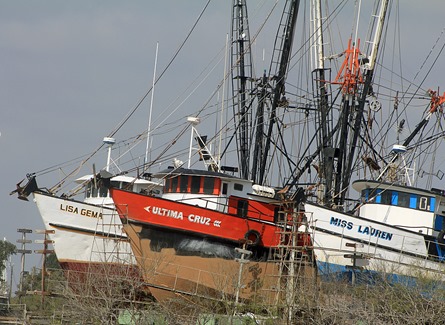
(1, 0, 444, 289)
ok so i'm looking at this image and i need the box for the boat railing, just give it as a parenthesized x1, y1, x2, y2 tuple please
(172, 195, 228, 211)
(172, 195, 275, 221)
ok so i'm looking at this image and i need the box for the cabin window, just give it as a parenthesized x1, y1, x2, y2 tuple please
(171, 177, 179, 193)
(237, 200, 248, 218)
(179, 176, 188, 193)
(391, 192, 398, 205)
(419, 197, 428, 210)
(378, 190, 399, 205)
(361, 189, 369, 201)
(203, 177, 215, 195)
(163, 179, 168, 192)
(398, 192, 410, 208)
(85, 183, 91, 198)
(375, 189, 382, 203)
(99, 186, 108, 197)
(86, 182, 109, 198)
(234, 183, 243, 191)
(380, 191, 392, 205)
(163, 175, 221, 195)
(222, 183, 228, 195)
(191, 176, 201, 194)
(164, 178, 171, 193)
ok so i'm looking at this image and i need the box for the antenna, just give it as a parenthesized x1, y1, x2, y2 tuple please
(145, 42, 159, 167)
(103, 137, 116, 172)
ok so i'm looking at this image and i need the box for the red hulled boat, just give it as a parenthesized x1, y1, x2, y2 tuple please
(110, 167, 311, 303)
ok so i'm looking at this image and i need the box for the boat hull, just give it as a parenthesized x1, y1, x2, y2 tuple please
(33, 192, 136, 272)
(122, 221, 286, 304)
(111, 188, 311, 303)
(305, 202, 445, 281)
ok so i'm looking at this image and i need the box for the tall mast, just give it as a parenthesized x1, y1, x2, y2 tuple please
(231, 0, 254, 180)
(257, 0, 300, 185)
(311, 0, 333, 204)
(337, 0, 389, 206)
(251, 70, 267, 183)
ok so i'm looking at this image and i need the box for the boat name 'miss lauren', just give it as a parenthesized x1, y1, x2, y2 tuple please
(330, 217, 394, 241)
(59, 204, 103, 219)
(144, 205, 222, 227)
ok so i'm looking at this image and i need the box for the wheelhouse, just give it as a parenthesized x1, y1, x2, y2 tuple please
(155, 168, 281, 221)
(156, 168, 250, 197)
(76, 174, 162, 206)
(358, 186, 435, 212)
(353, 180, 445, 236)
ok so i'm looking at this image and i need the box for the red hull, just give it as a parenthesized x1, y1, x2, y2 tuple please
(109, 177, 313, 302)
(111, 188, 282, 248)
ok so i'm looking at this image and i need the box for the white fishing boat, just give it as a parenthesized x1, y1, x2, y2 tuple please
(12, 137, 161, 284)
(300, 0, 445, 282)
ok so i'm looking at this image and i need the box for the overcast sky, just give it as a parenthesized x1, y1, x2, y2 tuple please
(1, 0, 444, 286)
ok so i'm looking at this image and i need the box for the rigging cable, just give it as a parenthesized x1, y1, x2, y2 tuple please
(29, 0, 212, 190)
(108, 0, 212, 139)
(398, 26, 445, 113)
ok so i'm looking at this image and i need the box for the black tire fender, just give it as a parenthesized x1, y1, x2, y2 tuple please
(244, 229, 261, 246)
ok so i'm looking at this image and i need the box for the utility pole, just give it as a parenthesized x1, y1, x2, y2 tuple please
(8, 260, 13, 304)
(34, 229, 55, 308)
(16, 228, 32, 303)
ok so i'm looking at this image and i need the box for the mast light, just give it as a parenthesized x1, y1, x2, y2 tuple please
(392, 144, 407, 153)
(103, 137, 116, 146)
(187, 117, 200, 125)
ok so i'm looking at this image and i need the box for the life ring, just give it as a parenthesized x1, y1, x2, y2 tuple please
(244, 230, 261, 246)
(438, 229, 445, 245)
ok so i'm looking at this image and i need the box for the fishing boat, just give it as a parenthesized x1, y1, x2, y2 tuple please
(300, 0, 445, 282)
(108, 161, 311, 303)
(107, 0, 318, 303)
(12, 137, 161, 287)
(304, 108, 445, 281)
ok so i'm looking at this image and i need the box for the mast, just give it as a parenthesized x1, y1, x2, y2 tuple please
(250, 70, 267, 183)
(257, 0, 301, 185)
(336, 0, 389, 207)
(311, 0, 333, 204)
(231, 0, 254, 180)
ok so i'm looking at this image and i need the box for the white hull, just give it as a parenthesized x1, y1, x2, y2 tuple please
(33, 192, 135, 268)
(305, 202, 445, 280)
